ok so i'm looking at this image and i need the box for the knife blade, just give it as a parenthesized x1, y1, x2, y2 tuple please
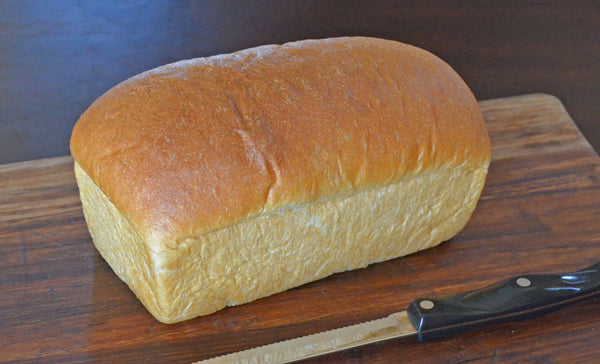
(197, 262, 600, 364)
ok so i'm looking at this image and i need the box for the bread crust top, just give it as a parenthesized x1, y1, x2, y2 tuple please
(70, 37, 490, 241)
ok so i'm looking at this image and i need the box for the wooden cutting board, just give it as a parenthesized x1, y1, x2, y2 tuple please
(1, 94, 599, 363)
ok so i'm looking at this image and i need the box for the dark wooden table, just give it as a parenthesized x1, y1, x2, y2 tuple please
(1, 94, 600, 363)
(0, 1, 599, 164)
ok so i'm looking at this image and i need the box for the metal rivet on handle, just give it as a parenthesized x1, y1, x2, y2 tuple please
(419, 300, 435, 310)
(516, 277, 531, 287)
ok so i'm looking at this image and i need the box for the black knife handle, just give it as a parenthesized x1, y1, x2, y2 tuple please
(406, 263, 600, 342)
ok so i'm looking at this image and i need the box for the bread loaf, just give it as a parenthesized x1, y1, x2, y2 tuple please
(70, 37, 491, 323)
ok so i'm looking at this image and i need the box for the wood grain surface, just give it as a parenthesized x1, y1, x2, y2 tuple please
(1, 94, 599, 363)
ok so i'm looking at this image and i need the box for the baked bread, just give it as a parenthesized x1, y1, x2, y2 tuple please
(70, 36, 491, 323)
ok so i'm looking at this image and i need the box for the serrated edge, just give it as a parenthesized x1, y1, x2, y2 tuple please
(195, 311, 414, 364)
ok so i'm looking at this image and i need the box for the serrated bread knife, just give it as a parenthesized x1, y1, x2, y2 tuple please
(197, 263, 600, 363)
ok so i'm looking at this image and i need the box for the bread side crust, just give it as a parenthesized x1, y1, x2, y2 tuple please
(74, 162, 164, 311)
(75, 160, 487, 323)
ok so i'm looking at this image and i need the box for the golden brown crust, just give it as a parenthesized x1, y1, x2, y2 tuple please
(70, 37, 490, 240)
